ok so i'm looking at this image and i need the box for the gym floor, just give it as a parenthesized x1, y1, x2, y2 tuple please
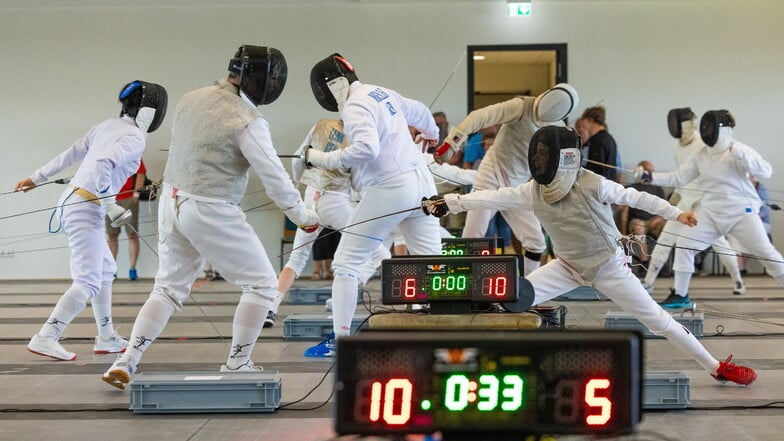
(1, 273, 782, 441)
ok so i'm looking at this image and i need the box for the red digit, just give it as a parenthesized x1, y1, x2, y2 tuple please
(585, 378, 612, 426)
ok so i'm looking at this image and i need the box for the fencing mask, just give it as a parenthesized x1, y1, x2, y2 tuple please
(528, 126, 581, 203)
(667, 107, 696, 139)
(700, 109, 735, 151)
(119, 80, 168, 133)
(228, 45, 288, 106)
(533, 83, 579, 124)
(310, 53, 358, 112)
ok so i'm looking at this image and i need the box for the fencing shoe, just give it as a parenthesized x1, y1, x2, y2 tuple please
(102, 359, 135, 390)
(220, 360, 263, 372)
(712, 355, 757, 386)
(27, 334, 76, 361)
(129, 268, 138, 281)
(659, 289, 692, 309)
(304, 332, 336, 358)
(325, 298, 332, 312)
(733, 280, 746, 295)
(263, 310, 277, 328)
(93, 332, 129, 354)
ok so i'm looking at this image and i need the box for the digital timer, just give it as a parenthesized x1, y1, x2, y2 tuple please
(335, 331, 642, 438)
(441, 237, 503, 256)
(381, 256, 518, 305)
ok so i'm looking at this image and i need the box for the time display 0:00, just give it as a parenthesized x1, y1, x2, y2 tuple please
(389, 276, 508, 298)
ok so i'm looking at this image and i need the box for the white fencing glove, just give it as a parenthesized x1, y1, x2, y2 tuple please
(632, 165, 652, 184)
(304, 146, 343, 169)
(299, 209, 320, 233)
(104, 203, 132, 228)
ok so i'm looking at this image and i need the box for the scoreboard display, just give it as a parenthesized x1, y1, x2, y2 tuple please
(335, 331, 643, 438)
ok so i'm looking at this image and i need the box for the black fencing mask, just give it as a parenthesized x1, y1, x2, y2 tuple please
(119, 80, 168, 133)
(667, 107, 695, 139)
(228, 45, 288, 106)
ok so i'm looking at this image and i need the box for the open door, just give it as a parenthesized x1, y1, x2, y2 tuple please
(467, 44, 567, 112)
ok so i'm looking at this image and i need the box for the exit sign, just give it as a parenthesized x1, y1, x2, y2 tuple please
(507, 2, 532, 17)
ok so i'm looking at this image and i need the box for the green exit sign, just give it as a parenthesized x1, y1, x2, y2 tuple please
(507, 2, 532, 17)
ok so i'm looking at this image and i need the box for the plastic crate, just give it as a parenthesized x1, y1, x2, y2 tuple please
(288, 286, 361, 305)
(129, 371, 281, 414)
(604, 309, 703, 338)
(643, 371, 690, 409)
(556, 286, 607, 301)
(283, 312, 369, 340)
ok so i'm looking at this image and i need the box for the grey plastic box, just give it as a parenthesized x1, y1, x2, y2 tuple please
(129, 371, 281, 414)
(643, 371, 690, 409)
(283, 312, 369, 340)
(604, 309, 703, 338)
(557, 286, 607, 301)
(288, 286, 361, 305)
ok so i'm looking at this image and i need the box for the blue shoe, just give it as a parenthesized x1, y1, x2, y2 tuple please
(659, 289, 691, 309)
(128, 268, 138, 281)
(304, 332, 336, 358)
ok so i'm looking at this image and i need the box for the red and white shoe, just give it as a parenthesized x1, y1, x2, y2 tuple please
(712, 355, 757, 385)
(27, 334, 76, 361)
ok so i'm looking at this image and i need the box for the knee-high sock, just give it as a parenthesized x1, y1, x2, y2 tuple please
(91, 283, 115, 340)
(332, 274, 359, 337)
(673, 271, 692, 297)
(226, 299, 268, 369)
(656, 318, 719, 373)
(644, 243, 672, 287)
(39, 285, 89, 339)
(523, 256, 540, 277)
(717, 251, 743, 284)
(120, 296, 174, 369)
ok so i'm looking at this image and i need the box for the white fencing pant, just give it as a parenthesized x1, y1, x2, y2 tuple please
(119, 191, 282, 369)
(38, 191, 117, 339)
(330, 169, 442, 336)
(463, 151, 545, 275)
(528, 247, 719, 373)
(644, 219, 741, 288)
(672, 209, 784, 295)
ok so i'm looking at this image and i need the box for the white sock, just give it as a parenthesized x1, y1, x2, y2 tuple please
(226, 300, 268, 369)
(644, 245, 672, 287)
(657, 319, 719, 373)
(39, 285, 89, 339)
(332, 274, 359, 337)
(673, 271, 692, 297)
(121, 296, 174, 368)
(91, 283, 115, 340)
(523, 256, 540, 277)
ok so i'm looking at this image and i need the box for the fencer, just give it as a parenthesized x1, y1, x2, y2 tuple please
(275, 119, 391, 324)
(102, 45, 318, 389)
(645, 109, 784, 309)
(423, 125, 757, 386)
(15, 80, 167, 361)
(302, 53, 442, 357)
(641, 108, 745, 303)
(434, 84, 579, 276)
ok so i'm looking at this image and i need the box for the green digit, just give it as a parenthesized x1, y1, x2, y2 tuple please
(457, 275, 467, 291)
(477, 375, 499, 411)
(446, 275, 455, 290)
(444, 375, 469, 411)
(501, 375, 524, 411)
(433, 276, 442, 291)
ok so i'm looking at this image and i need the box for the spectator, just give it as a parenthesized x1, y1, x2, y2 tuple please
(106, 160, 147, 281)
(619, 160, 667, 276)
(581, 106, 618, 182)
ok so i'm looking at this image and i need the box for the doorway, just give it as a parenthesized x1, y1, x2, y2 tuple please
(467, 44, 567, 112)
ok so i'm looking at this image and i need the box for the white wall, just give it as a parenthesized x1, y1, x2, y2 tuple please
(1, 0, 783, 279)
